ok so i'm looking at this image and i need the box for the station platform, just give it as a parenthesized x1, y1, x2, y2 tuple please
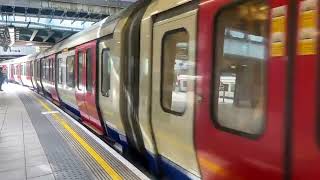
(0, 83, 149, 180)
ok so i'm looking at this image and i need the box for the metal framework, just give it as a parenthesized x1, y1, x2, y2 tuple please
(0, 0, 135, 52)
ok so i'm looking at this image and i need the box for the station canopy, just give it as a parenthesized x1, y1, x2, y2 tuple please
(0, 0, 136, 53)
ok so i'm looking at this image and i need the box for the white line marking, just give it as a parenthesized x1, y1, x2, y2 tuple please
(32, 91, 150, 180)
(41, 111, 60, 115)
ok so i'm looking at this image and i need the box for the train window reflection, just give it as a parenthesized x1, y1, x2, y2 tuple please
(58, 58, 63, 84)
(66, 56, 75, 88)
(161, 29, 190, 114)
(213, 0, 268, 135)
(78, 52, 83, 90)
(86, 49, 92, 92)
(101, 49, 111, 97)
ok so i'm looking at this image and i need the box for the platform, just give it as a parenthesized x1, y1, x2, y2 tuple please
(0, 83, 149, 180)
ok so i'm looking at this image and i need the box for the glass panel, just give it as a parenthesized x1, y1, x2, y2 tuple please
(30, 62, 33, 76)
(66, 56, 75, 87)
(52, 59, 55, 82)
(213, 0, 268, 135)
(101, 49, 111, 97)
(161, 29, 190, 114)
(86, 49, 92, 92)
(78, 52, 83, 90)
(49, 59, 51, 81)
(58, 58, 62, 84)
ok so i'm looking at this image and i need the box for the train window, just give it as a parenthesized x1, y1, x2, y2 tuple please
(66, 56, 75, 87)
(46, 60, 49, 80)
(161, 29, 189, 114)
(78, 52, 83, 90)
(213, 0, 268, 136)
(30, 62, 33, 76)
(58, 58, 63, 84)
(101, 49, 111, 97)
(52, 59, 55, 82)
(86, 49, 92, 92)
(42, 60, 46, 79)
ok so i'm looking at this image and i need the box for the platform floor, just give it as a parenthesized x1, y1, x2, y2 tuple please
(0, 83, 149, 180)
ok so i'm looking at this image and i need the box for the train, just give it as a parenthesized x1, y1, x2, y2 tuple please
(1, 0, 319, 179)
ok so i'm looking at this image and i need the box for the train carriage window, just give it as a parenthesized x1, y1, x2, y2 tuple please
(101, 49, 111, 97)
(52, 59, 55, 82)
(161, 29, 190, 114)
(46, 60, 49, 80)
(66, 56, 75, 87)
(30, 62, 33, 77)
(58, 58, 63, 84)
(213, 0, 268, 136)
(42, 60, 45, 79)
(86, 49, 92, 92)
(78, 52, 83, 90)
(48, 59, 50, 80)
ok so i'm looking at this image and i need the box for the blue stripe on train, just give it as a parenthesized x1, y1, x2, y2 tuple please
(159, 155, 199, 179)
(59, 101, 197, 179)
(60, 102, 81, 118)
(105, 126, 129, 149)
(146, 151, 198, 179)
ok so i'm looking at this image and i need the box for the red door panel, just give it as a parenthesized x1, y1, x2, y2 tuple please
(292, 0, 319, 179)
(195, 0, 288, 179)
(75, 41, 104, 135)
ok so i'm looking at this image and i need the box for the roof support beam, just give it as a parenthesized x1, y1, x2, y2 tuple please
(60, 10, 67, 24)
(29, 29, 38, 41)
(43, 31, 55, 42)
(37, 9, 41, 22)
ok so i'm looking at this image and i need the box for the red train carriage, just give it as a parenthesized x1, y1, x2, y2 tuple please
(196, 0, 319, 179)
(2, 0, 320, 179)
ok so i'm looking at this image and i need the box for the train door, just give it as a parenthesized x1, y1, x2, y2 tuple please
(75, 41, 104, 135)
(291, 0, 320, 179)
(151, 5, 200, 178)
(195, 0, 290, 179)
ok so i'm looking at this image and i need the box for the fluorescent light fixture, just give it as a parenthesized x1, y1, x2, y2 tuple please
(26, 42, 33, 46)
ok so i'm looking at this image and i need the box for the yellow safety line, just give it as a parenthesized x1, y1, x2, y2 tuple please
(36, 97, 122, 180)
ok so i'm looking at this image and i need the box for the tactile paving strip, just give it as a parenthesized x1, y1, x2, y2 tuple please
(20, 91, 146, 180)
(19, 93, 96, 180)
(36, 95, 144, 180)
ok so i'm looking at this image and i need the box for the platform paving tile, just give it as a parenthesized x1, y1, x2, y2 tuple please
(0, 168, 26, 180)
(26, 155, 49, 167)
(0, 159, 25, 172)
(0, 87, 53, 180)
(26, 163, 53, 178)
(28, 174, 55, 180)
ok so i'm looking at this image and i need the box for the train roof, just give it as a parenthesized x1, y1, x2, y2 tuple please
(0, 53, 39, 65)
(37, 1, 149, 59)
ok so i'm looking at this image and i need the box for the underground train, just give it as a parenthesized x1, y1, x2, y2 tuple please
(1, 0, 319, 179)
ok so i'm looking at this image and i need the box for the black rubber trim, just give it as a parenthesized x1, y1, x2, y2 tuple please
(160, 28, 189, 116)
(284, 1, 298, 180)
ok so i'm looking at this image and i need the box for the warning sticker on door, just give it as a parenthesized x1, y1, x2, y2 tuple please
(271, 6, 287, 57)
(297, 0, 318, 56)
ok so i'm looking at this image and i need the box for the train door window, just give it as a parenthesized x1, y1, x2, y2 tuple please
(30, 62, 33, 76)
(24, 64, 26, 76)
(77, 52, 83, 90)
(161, 29, 189, 114)
(58, 58, 63, 84)
(66, 56, 75, 87)
(213, 0, 268, 135)
(43, 60, 46, 80)
(86, 49, 92, 92)
(52, 59, 55, 82)
(46, 60, 49, 80)
(101, 49, 111, 97)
